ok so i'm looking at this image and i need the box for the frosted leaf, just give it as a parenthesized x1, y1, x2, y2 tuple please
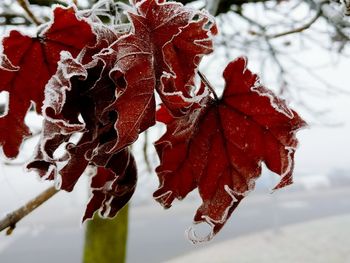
(0, 54, 19, 71)
(83, 151, 137, 221)
(154, 57, 306, 240)
(0, 5, 97, 158)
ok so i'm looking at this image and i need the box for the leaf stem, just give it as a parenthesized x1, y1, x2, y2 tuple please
(0, 186, 59, 234)
(17, 0, 42, 26)
(198, 71, 219, 101)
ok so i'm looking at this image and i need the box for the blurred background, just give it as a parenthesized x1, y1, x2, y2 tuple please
(0, 0, 350, 262)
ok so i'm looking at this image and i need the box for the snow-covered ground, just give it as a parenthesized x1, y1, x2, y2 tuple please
(166, 214, 350, 263)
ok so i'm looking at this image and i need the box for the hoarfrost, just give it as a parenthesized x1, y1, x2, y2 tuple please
(0, 54, 19, 72)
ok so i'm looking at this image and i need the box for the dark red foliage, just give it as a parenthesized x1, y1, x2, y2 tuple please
(154, 57, 306, 241)
(26, 30, 134, 219)
(83, 150, 137, 221)
(27, 51, 119, 192)
(0, 0, 305, 240)
(0, 6, 97, 158)
(104, 0, 217, 154)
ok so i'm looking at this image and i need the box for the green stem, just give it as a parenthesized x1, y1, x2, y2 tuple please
(83, 204, 129, 263)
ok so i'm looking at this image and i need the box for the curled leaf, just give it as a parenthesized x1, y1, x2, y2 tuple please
(83, 150, 137, 221)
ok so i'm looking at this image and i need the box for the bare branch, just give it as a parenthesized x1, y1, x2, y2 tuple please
(0, 186, 59, 234)
(266, 1, 325, 38)
(17, 0, 42, 25)
(232, 10, 288, 93)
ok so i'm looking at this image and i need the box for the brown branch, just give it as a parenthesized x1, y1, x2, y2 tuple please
(0, 186, 59, 234)
(17, 0, 42, 25)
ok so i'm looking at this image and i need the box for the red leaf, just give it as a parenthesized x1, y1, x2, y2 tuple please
(0, 6, 96, 158)
(159, 10, 217, 112)
(154, 57, 306, 242)
(103, 0, 216, 153)
(83, 150, 137, 221)
(27, 50, 118, 191)
(27, 34, 137, 219)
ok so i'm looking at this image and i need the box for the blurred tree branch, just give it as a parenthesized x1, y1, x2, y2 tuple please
(266, 1, 326, 38)
(0, 186, 59, 234)
(17, 0, 42, 25)
(0, 13, 32, 26)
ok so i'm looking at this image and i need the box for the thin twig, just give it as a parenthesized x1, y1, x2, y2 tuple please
(0, 186, 59, 234)
(16, 0, 42, 26)
(267, 5, 323, 38)
(198, 71, 219, 101)
(233, 10, 288, 93)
